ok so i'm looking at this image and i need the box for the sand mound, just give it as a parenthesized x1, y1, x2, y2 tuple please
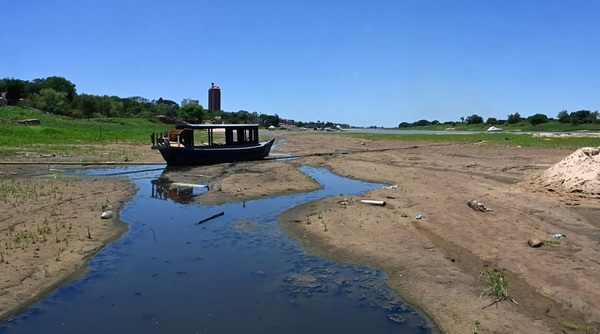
(524, 147, 600, 199)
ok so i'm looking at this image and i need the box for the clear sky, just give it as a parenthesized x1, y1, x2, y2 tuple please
(3, 1, 599, 127)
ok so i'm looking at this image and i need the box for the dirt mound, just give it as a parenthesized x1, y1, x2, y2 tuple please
(522, 147, 600, 199)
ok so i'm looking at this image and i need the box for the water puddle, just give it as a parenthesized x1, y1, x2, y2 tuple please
(0, 166, 436, 333)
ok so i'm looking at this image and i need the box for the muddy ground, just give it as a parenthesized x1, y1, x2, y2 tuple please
(1, 133, 600, 333)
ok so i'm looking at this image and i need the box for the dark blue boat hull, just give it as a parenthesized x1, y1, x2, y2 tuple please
(153, 138, 275, 166)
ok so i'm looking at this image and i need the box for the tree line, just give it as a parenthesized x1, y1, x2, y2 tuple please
(399, 110, 599, 128)
(0, 76, 281, 127)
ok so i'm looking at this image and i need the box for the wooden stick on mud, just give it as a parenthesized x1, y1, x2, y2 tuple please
(196, 211, 225, 225)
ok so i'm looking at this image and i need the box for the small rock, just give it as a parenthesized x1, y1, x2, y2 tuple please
(101, 211, 114, 219)
(528, 238, 542, 248)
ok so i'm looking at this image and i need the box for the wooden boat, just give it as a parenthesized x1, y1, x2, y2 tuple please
(151, 123, 275, 166)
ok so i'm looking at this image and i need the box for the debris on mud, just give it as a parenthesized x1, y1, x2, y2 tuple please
(467, 199, 493, 212)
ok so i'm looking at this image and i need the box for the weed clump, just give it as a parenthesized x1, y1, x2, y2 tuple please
(478, 269, 518, 309)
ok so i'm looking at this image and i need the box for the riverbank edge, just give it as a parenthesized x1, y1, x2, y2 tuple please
(278, 201, 442, 333)
(0, 167, 135, 322)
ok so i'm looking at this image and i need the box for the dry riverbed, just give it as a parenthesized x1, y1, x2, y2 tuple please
(1, 133, 600, 333)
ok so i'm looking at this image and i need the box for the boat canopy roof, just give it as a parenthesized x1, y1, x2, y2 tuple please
(175, 123, 260, 130)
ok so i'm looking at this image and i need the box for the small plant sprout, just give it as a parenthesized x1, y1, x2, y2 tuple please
(8, 223, 16, 236)
(478, 269, 518, 309)
(559, 320, 591, 332)
(86, 226, 92, 239)
(541, 239, 561, 246)
(101, 198, 111, 210)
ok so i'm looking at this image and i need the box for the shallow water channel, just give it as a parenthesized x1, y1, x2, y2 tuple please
(1, 165, 435, 333)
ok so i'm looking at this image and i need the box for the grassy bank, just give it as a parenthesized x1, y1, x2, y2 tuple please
(1, 106, 599, 161)
(0, 106, 172, 160)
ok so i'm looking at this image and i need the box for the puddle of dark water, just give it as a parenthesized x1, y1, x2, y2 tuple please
(0, 165, 436, 334)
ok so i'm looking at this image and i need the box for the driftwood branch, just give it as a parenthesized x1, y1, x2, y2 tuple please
(481, 297, 518, 310)
(196, 211, 225, 225)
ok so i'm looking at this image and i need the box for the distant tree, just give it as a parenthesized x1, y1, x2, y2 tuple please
(259, 113, 280, 127)
(228, 110, 259, 124)
(460, 116, 465, 123)
(557, 110, 570, 123)
(398, 122, 411, 128)
(109, 96, 124, 116)
(42, 76, 77, 101)
(28, 78, 46, 95)
(155, 97, 179, 118)
(27, 88, 70, 115)
(507, 112, 522, 124)
(415, 119, 429, 126)
(570, 110, 596, 124)
(2, 78, 28, 105)
(529, 113, 549, 125)
(73, 94, 101, 117)
(179, 104, 205, 123)
(466, 114, 483, 125)
(207, 109, 226, 123)
(96, 95, 114, 117)
(120, 97, 144, 117)
(486, 117, 498, 125)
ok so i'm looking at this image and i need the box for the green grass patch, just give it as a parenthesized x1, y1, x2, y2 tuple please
(559, 320, 592, 332)
(541, 239, 561, 246)
(0, 106, 172, 146)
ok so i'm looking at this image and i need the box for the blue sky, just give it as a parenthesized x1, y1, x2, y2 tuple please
(3, 1, 599, 127)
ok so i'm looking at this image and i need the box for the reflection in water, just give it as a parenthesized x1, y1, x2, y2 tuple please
(0, 165, 436, 334)
(150, 178, 207, 203)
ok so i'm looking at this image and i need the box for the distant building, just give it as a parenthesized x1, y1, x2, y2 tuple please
(181, 98, 199, 107)
(208, 83, 221, 111)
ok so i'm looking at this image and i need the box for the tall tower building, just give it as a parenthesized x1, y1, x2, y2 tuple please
(208, 83, 221, 111)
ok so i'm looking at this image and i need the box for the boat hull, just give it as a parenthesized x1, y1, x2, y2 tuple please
(153, 138, 275, 166)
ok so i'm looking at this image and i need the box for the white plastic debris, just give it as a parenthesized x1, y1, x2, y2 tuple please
(101, 211, 114, 219)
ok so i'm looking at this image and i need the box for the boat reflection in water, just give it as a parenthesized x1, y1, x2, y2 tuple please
(150, 177, 208, 203)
